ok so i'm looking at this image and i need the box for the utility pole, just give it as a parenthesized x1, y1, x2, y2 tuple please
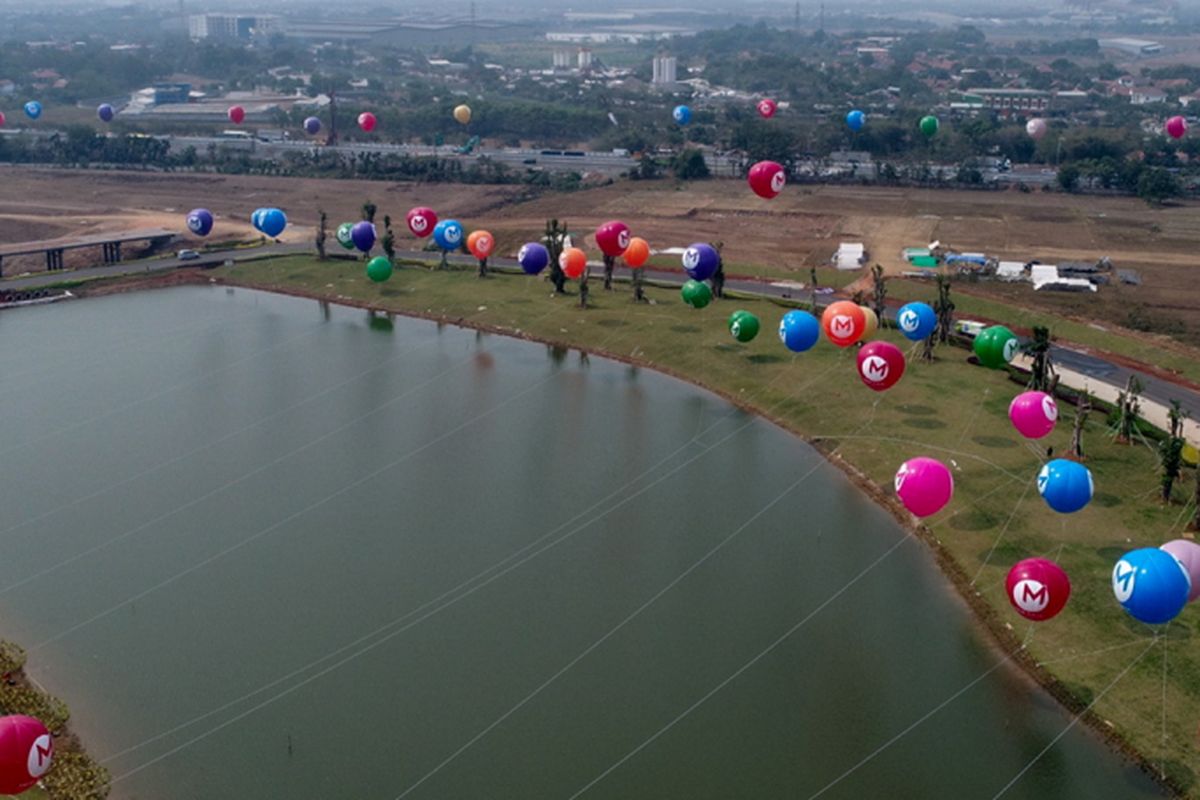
(819, 2, 825, 32)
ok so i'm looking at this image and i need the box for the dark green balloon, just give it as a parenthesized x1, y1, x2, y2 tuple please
(681, 280, 712, 309)
(366, 256, 393, 283)
(728, 310, 760, 342)
(919, 115, 939, 138)
(973, 325, 1018, 369)
(336, 223, 355, 250)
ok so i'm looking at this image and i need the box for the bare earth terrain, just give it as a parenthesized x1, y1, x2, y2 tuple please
(2, 166, 1198, 349)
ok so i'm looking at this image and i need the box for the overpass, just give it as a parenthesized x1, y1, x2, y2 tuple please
(0, 228, 177, 276)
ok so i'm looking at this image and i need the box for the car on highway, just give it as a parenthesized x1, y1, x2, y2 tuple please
(177, 249, 200, 261)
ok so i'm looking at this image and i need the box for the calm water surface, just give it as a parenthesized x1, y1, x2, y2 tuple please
(0, 286, 1163, 799)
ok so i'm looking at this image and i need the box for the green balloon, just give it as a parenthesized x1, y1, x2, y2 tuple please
(366, 256, 393, 283)
(728, 310, 760, 342)
(973, 325, 1018, 369)
(681, 279, 712, 309)
(336, 223, 355, 250)
(919, 115, 939, 138)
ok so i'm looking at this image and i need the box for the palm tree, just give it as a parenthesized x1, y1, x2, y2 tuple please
(362, 202, 377, 224)
(1071, 387, 1091, 459)
(382, 214, 396, 262)
(1025, 326, 1057, 393)
(545, 218, 569, 294)
(712, 241, 726, 299)
(1113, 374, 1144, 444)
(1168, 399, 1189, 439)
(871, 263, 886, 324)
(1160, 436, 1185, 503)
(933, 274, 955, 344)
(315, 209, 328, 260)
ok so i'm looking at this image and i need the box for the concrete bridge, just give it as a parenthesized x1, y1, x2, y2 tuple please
(0, 228, 177, 275)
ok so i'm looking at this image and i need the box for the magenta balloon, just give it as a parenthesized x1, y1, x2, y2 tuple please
(1161, 539, 1200, 602)
(1008, 391, 1058, 439)
(894, 457, 954, 518)
(1166, 116, 1188, 140)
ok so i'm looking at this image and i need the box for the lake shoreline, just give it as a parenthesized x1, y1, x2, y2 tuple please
(74, 269, 1183, 799)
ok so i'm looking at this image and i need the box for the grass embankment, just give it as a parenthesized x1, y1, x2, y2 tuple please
(202, 255, 1200, 794)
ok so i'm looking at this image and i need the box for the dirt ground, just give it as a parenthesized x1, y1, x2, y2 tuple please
(2, 166, 1198, 347)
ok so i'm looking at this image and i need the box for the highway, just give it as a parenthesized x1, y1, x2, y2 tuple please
(0, 241, 1184, 423)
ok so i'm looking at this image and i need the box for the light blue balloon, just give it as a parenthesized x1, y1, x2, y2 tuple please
(433, 219, 464, 251)
(1112, 548, 1190, 625)
(259, 208, 287, 238)
(846, 109, 866, 131)
(1036, 459, 1093, 514)
(673, 105, 692, 125)
(896, 301, 937, 341)
(23, 101, 42, 120)
(778, 310, 820, 352)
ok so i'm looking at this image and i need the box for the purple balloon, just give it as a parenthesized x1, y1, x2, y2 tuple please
(186, 208, 214, 237)
(304, 116, 321, 135)
(682, 243, 719, 282)
(1161, 539, 1200, 602)
(350, 221, 377, 253)
(97, 103, 114, 123)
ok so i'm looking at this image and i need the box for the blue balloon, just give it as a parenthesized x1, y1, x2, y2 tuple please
(433, 219, 464, 251)
(896, 302, 937, 341)
(97, 103, 114, 123)
(23, 101, 42, 120)
(518, 242, 549, 274)
(846, 109, 866, 131)
(304, 116, 321, 135)
(778, 310, 820, 352)
(673, 105, 692, 125)
(1112, 548, 1190, 625)
(259, 208, 287, 238)
(186, 208, 214, 237)
(1036, 459, 1093, 514)
(682, 243, 718, 282)
(351, 221, 376, 252)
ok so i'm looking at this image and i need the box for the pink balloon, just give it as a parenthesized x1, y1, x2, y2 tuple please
(1005, 558, 1071, 621)
(358, 112, 377, 132)
(1161, 539, 1200, 602)
(856, 340, 906, 391)
(894, 457, 954, 518)
(1008, 391, 1058, 439)
(747, 160, 785, 199)
(0, 716, 51, 795)
(757, 98, 777, 119)
(0, 111, 5, 128)
(1166, 115, 1188, 140)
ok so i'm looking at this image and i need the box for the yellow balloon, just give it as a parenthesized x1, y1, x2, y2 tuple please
(453, 104, 472, 125)
(1184, 442, 1199, 467)
(860, 305, 878, 337)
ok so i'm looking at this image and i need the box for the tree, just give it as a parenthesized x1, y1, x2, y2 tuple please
(1071, 388, 1091, 459)
(315, 209, 328, 261)
(1113, 374, 1144, 444)
(1160, 436, 1185, 503)
(1137, 167, 1182, 206)
(712, 241, 726, 299)
(635, 154, 659, 180)
(381, 214, 396, 261)
(0, 641, 26, 679)
(361, 201, 377, 223)
(602, 254, 616, 291)
(934, 274, 955, 344)
(544, 218, 569, 294)
(1057, 163, 1081, 192)
(1168, 399, 1189, 439)
(1024, 326, 1057, 393)
(579, 266, 590, 309)
(39, 749, 111, 800)
(672, 148, 710, 180)
(870, 264, 886, 323)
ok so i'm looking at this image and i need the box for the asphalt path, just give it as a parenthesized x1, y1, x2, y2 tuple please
(1, 245, 1193, 420)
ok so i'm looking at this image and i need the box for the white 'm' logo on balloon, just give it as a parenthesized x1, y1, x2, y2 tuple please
(1003, 338, 1018, 362)
(27, 735, 51, 778)
(900, 310, 918, 331)
(1113, 560, 1136, 602)
(446, 226, 462, 243)
(518, 245, 529, 261)
(770, 170, 785, 193)
(862, 356, 889, 382)
(778, 319, 788, 342)
(832, 315, 852, 335)
(1036, 464, 1050, 495)
(1013, 579, 1049, 612)
(187, 215, 201, 233)
(894, 465, 908, 492)
(731, 321, 742, 338)
(479, 236, 490, 250)
(617, 230, 630, 249)
(683, 249, 699, 269)
(1042, 396, 1058, 422)
(412, 216, 427, 232)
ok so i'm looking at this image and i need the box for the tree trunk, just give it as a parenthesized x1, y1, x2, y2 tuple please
(1193, 467, 1200, 531)
(603, 255, 614, 290)
(478, 257, 488, 278)
(921, 333, 935, 362)
(579, 269, 590, 308)
(632, 267, 645, 302)
(1071, 390, 1090, 460)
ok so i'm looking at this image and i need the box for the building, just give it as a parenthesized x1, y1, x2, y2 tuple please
(130, 82, 192, 106)
(188, 14, 278, 41)
(552, 49, 572, 69)
(652, 56, 677, 86)
(1131, 88, 1168, 105)
(960, 88, 1050, 113)
(833, 242, 866, 270)
(1099, 38, 1163, 57)
(577, 48, 593, 69)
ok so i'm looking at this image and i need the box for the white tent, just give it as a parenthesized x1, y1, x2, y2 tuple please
(996, 261, 1026, 281)
(833, 242, 866, 270)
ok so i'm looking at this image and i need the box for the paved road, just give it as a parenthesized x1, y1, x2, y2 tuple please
(1, 245, 1192, 423)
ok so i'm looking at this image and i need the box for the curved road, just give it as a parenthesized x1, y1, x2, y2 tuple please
(2, 244, 1196, 427)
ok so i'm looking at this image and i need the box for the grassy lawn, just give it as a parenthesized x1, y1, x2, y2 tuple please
(208, 254, 1200, 796)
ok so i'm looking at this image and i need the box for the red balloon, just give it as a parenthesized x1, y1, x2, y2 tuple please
(0, 111, 5, 128)
(1005, 558, 1071, 621)
(856, 340, 906, 391)
(560, 247, 587, 279)
(406, 207, 437, 238)
(1166, 115, 1188, 139)
(227, 106, 245, 125)
(757, 98, 777, 119)
(595, 220, 631, 258)
(747, 160, 786, 199)
(821, 301, 866, 347)
(358, 112, 377, 132)
(0, 715, 52, 795)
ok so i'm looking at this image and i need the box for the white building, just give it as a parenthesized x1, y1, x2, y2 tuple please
(833, 242, 866, 270)
(552, 50, 572, 69)
(1099, 38, 1163, 57)
(188, 14, 278, 41)
(652, 56, 677, 85)
(578, 48, 593, 69)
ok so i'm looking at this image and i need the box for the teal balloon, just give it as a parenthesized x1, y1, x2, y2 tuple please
(366, 257, 393, 283)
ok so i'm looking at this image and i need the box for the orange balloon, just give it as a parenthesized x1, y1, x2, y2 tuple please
(623, 237, 650, 268)
(560, 247, 587, 279)
(821, 301, 867, 347)
(467, 230, 495, 260)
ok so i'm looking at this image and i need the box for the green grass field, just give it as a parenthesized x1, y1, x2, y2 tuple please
(204, 254, 1200, 796)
